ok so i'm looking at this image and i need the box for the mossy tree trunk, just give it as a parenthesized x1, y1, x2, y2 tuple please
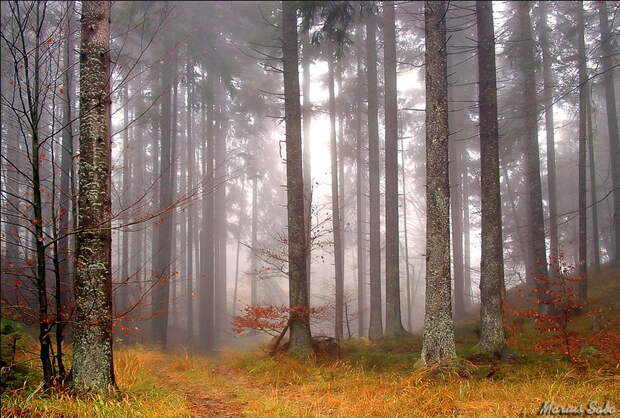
(421, 0, 456, 365)
(282, 0, 312, 356)
(476, 0, 505, 357)
(72, 0, 117, 394)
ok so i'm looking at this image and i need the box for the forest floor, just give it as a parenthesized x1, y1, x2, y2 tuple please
(2, 267, 620, 417)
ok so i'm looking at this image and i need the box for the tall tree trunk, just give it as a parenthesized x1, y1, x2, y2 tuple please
(328, 55, 344, 340)
(462, 157, 472, 302)
(214, 80, 228, 341)
(131, 80, 145, 330)
(56, 0, 75, 379)
(449, 127, 465, 319)
(119, 83, 130, 315)
(186, 54, 195, 344)
(597, 1, 620, 266)
(587, 87, 600, 272)
(232, 178, 246, 316)
(577, 1, 588, 303)
(282, 1, 312, 355)
(366, 12, 383, 340)
(446, 15, 466, 321)
(516, 1, 550, 314)
(302, 30, 312, 298)
(250, 156, 258, 306)
(476, 0, 505, 357)
(355, 26, 367, 338)
(384, 1, 406, 336)
(537, 0, 559, 271)
(72, 0, 117, 393)
(421, 0, 456, 365)
(199, 73, 215, 350)
(400, 131, 413, 333)
(152, 46, 176, 348)
(336, 60, 346, 275)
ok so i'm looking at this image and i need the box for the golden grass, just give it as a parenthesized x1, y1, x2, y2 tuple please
(1, 346, 192, 418)
(3, 267, 619, 417)
(220, 349, 619, 417)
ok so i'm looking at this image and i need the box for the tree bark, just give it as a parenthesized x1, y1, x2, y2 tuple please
(152, 46, 176, 348)
(355, 26, 367, 338)
(586, 86, 600, 272)
(119, 83, 130, 315)
(597, 1, 620, 266)
(185, 53, 195, 343)
(282, 1, 312, 356)
(199, 73, 215, 350)
(366, 12, 383, 340)
(328, 55, 344, 340)
(214, 79, 228, 340)
(400, 130, 413, 333)
(476, 0, 505, 357)
(577, 1, 588, 302)
(72, 0, 117, 393)
(384, 1, 406, 336)
(421, 0, 456, 365)
(537, 0, 559, 272)
(302, 30, 313, 298)
(516, 1, 550, 314)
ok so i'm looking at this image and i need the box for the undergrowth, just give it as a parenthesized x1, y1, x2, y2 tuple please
(2, 267, 619, 417)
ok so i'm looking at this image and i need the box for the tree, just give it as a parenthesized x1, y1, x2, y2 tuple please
(302, 30, 313, 297)
(421, 0, 456, 365)
(72, 0, 117, 393)
(282, 0, 312, 356)
(516, 1, 550, 313)
(354, 25, 367, 338)
(536, 1, 559, 271)
(597, 1, 620, 266)
(576, 1, 587, 303)
(476, 0, 505, 357)
(152, 42, 176, 348)
(328, 53, 345, 340)
(383, 0, 406, 337)
(366, 11, 383, 340)
(199, 73, 215, 350)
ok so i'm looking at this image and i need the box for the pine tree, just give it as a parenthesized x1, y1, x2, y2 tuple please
(476, 0, 505, 357)
(282, 0, 312, 355)
(421, 0, 456, 365)
(72, 0, 117, 393)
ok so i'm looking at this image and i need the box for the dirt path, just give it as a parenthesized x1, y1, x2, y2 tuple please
(153, 353, 250, 417)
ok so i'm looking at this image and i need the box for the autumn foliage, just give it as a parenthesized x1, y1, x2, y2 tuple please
(504, 253, 619, 366)
(231, 304, 330, 337)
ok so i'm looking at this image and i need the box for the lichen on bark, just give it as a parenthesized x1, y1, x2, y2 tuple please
(420, 0, 457, 366)
(72, 0, 117, 395)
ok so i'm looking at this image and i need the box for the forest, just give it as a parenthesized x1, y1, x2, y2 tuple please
(0, 1, 619, 416)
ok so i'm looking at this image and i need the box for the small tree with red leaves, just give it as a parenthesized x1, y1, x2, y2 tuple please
(231, 304, 331, 354)
(505, 253, 587, 363)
